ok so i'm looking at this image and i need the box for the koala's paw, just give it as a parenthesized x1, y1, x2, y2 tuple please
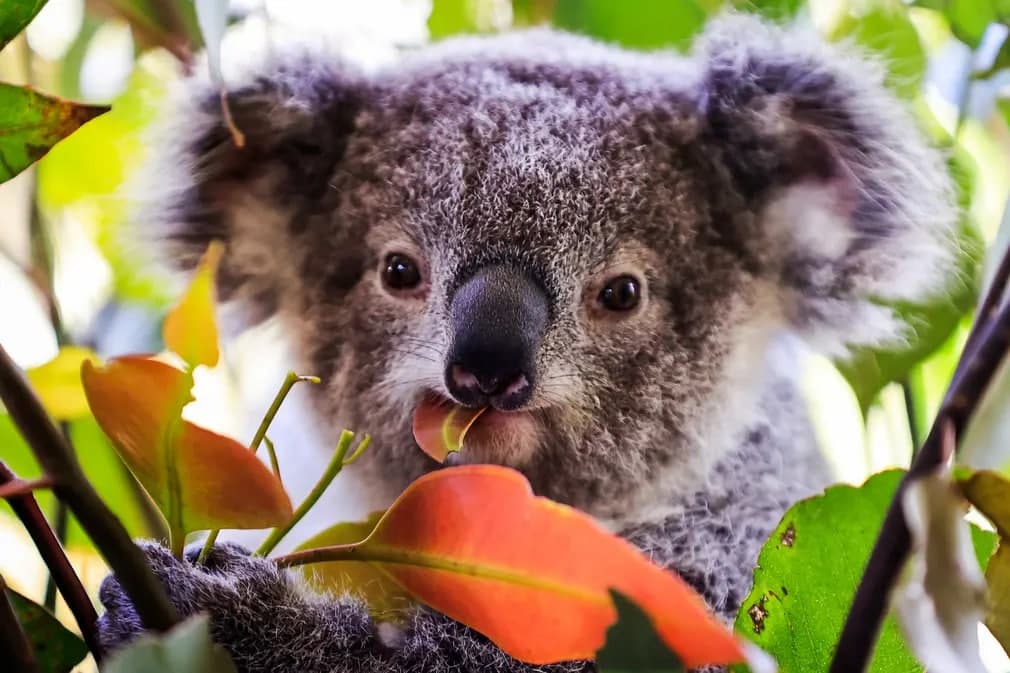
(98, 541, 382, 673)
(97, 541, 284, 650)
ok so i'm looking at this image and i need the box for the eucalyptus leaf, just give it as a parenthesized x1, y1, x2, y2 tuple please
(0, 83, 107, 184)
(552, 0, 707, 51)
(0, 0, 48, 52)
(733, 471, 921, 673)
(597, 590, 684, 673)
(101, 614, 237, 673)
(6, 588, 88, 673)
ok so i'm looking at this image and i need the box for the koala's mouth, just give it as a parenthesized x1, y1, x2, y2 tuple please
(411, 392, 539, 467)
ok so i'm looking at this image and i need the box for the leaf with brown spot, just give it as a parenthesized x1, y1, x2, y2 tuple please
(0, 83, 108, 183)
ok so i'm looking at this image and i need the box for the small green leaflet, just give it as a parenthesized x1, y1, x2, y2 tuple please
(6, 588, 88, 673)
(596, 590, 684, 673)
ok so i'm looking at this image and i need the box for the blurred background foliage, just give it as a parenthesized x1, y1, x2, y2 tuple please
(2, 0, 1010, 669)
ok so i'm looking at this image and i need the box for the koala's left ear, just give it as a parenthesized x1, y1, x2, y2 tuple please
(133, 52, 367, 323)
(693, 14, 959, 355)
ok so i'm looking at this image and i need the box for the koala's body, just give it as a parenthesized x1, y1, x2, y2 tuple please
(98, 13, 958, 673)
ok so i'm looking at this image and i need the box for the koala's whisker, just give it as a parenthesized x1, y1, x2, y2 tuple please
(385, 347, 441, 365)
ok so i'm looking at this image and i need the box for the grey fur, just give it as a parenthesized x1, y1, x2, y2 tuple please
(102, 12, 958, 673)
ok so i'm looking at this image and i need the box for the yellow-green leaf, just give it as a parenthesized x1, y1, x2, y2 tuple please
(163, 242, 223, 369)
(0, 0, 49, 52)
(24, 346, 99, 420)
(296, 511, 413, 620)
(81, 356, 292, 548)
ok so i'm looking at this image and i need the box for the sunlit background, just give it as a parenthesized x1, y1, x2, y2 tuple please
(3, 0, 1010, 670)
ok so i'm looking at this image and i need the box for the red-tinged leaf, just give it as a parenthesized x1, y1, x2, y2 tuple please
(174, 421, 292, 531)
(296, 512, 414, 620)
(80, 355, 192, 501)
(412, 397, 486, 462)
(0, 82, 107, 183)
(81, 356, 292, 542)
(290, 466, 744, 668)
(163, 242, 223, 369)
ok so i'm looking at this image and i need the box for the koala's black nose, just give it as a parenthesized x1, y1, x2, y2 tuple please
(446, 266, 549, 411)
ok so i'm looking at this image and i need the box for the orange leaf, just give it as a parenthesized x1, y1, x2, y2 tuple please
(163, 241, 223, 369)
(289, 466, 744, 667)
(411, 396, 486, 463)
(81, 356, 292, 540)
(296, 512, 414, 620)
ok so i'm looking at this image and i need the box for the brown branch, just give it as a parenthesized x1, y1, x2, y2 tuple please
(0, 576, 40, 673)
(0, 477, 53, 498)
(0, 463, 101, 660)
(829, 242, 1010, 673)
(0, 343, 179, 632)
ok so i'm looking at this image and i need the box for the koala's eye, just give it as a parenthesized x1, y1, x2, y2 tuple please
(381, 253, 422, 291)
(598, 275, 641, 312)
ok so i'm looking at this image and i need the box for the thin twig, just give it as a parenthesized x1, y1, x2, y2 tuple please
(829, 244, 1010, 672)
(256, 432, 369, 557)
(0, 463, 101, 660)
(0, 477, 53, 498)
(198, 371, 319, 563)
(0, 576, 39, 673)
(0, 343, 179, 632)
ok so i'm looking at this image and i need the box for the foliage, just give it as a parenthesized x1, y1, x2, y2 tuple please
(6, 588, 87, 673)
(4, 1, 1010, 673)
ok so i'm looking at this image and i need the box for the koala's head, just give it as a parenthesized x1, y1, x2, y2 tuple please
(142, 15, 956, 521)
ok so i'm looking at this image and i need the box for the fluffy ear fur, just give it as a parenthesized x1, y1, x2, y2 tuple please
(136, 54, 366, 321)
(693, 14, 958, 356)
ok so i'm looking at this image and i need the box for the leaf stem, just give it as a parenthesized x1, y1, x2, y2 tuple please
(0, 576, 39, 673)
(0, 462, 101, 660)
(255, 431, 369, 557)
(263, 436, 282, 481)
(830, 241, 1010, 673)
(198, 371, 319, 563)
(0, 343, 179, 632)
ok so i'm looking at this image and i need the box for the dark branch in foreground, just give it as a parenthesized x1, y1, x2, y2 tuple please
(830, 242, 1010, 673)
(0, 462, 101, 660)
(0, 343, 179, 632)
(0, 576, 40, 673)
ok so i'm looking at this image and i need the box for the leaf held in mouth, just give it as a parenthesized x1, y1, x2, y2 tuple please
(412, 398, 487, 463)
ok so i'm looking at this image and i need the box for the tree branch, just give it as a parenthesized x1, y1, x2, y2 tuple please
(829, 243, 1010, 673)
(0, 343, 179, 632)
(0, 462, 101, 660)
(0, 576, 39, 673)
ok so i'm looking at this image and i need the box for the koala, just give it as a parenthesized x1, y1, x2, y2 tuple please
(97, 12, 958, 673)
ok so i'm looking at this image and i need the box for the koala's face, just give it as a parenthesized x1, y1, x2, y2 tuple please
(153, 21, 956, 520)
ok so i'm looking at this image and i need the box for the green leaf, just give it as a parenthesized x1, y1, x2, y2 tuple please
(983, 542, 1010, 657)
(733, 470, 922, 673)
(429, 0, 481, 39)
(6, 588, 88, 673)
(730, 0, 801, 20)
(828, 6, 926, 100)
(552, 0, 707, 51)
(0, 0, 48, 52)
(102, 614, 237, 673)
(0, 83, 107, 184)
(597, 590, 685, 673)
(948, 0, 996, 48)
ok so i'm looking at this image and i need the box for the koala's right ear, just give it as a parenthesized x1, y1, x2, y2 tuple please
(136, 54, 366, 321)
